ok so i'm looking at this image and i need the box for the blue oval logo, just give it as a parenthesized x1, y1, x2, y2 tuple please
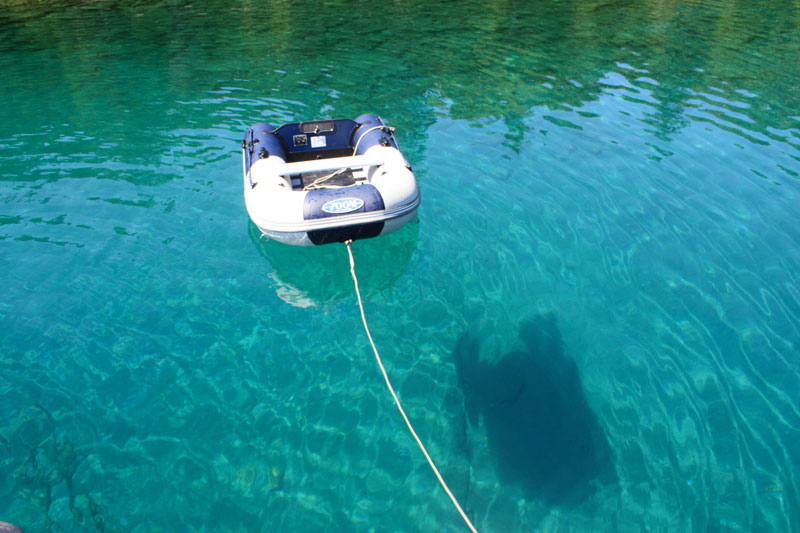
(321, 197, 364, 214)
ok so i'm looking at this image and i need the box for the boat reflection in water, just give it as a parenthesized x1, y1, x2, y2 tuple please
(248, 219, 419, 309)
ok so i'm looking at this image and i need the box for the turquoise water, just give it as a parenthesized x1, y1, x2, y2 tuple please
(2, 0, 800, 530)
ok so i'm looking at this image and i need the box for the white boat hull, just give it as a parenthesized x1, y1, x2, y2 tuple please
(242, 116, 420, 246)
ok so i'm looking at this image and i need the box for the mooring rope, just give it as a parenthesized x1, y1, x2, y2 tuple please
(344, 240, 478, 533)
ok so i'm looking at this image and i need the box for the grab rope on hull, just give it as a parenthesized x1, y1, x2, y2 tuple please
(344, 240, 478, 533)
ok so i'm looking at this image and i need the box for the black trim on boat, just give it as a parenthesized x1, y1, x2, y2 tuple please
(308, 222, 385, 245)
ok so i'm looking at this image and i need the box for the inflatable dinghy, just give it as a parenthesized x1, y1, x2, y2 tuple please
(242, 114, 420, 246)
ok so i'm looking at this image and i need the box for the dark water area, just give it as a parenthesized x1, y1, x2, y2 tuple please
(454, 314, 615, 505)
(2, 0, 800, 531)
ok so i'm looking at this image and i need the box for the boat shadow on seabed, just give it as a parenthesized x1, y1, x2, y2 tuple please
(453, 313, 616, 505)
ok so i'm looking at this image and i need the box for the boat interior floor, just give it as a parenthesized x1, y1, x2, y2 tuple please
(292, 169, 358, 190)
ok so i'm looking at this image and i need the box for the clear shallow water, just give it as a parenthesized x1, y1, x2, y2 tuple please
(1, 0, 799, 530)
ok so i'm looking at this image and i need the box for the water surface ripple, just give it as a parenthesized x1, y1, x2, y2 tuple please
(1, 0, 799, 531)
